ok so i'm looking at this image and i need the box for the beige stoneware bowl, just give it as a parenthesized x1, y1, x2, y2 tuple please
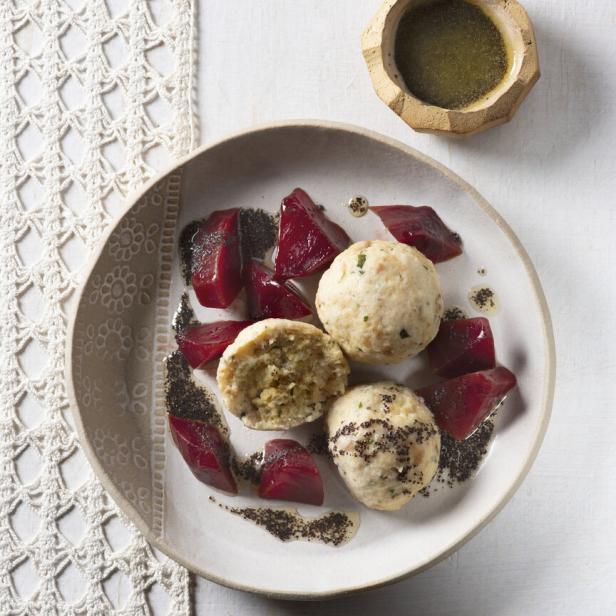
(362, 0, 540, 135)
(66, 122, 554, 598)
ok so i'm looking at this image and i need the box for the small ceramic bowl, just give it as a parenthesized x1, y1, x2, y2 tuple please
(361, 0, 540, 136)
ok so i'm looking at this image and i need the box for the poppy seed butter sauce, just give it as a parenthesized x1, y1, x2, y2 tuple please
(395, 0, 509, 109)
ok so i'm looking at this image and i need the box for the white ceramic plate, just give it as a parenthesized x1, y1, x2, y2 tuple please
(67, 122, 554, 598)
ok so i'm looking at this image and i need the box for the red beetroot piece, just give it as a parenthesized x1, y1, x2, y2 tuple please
(428, 317, 496, 378)
(192, 209, 242, 308)
(168, 415, 237, 493)
(417, 367, 517, 440)
(245, 259, 312, 320)
(177, 320, 255, 368)
(274, 188, 350, 279)
(259, 439, 324, 506)
(372, 205, 462, 263)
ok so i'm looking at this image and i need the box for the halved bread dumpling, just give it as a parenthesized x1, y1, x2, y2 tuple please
(217, 319, 349, 430)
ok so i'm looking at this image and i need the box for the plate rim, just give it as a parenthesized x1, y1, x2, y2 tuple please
(66, 120, 556, 600)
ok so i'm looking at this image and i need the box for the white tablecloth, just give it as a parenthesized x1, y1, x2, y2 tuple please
(7, 0, 614, 613)
(192, 1, 616, 614)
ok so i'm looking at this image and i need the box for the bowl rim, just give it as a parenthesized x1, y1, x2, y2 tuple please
(66, 120, 555, 600)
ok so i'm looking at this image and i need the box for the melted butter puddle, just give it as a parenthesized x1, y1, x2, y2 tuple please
(209, 496, 359, 547)
(346, 195, 369, 218)
(468, 285, 500, 315)
(164, 349, 227, 433)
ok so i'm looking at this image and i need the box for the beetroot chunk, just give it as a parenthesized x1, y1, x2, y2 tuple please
(192, 209, 242, 308)
(428, 317, 495, 378)
(168, 415, 237, 493)
(372, 205, 462, 263)
(259, 439, 324, 506)
(245, 260, 312, 320)
(274, 188, 350, 279)
(177, 320, 255, 368)
(417, 367, 517, 440)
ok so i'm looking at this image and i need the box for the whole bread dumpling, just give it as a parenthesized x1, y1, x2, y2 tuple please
(217, 319, 349, 430)
(316, 240, 443, 363)
(327, 382, 440, 510)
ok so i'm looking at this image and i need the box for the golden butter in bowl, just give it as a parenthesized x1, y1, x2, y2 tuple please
(362, 0, 540, 136)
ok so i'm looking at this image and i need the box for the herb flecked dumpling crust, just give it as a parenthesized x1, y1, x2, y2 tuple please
(327, 382, 441, 511)
(316, 240, 443, 364)
(217, 319, 349, 430)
